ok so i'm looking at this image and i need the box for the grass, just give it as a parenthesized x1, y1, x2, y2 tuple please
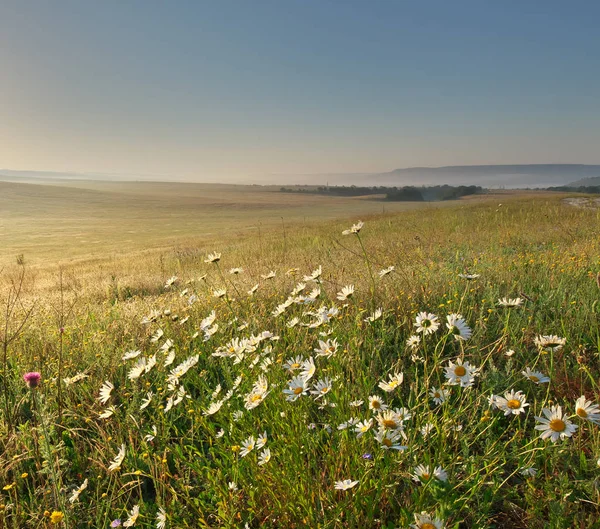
(1, 186, 600, 528)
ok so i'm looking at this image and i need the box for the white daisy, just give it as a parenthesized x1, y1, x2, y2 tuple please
(494, 390, 529, 416)
(368, 395, 388, 412)
(444, 359, 478, 387)
(354, 419, 373, 438)
(283, 376, 310, 402)
(445, 313, 472, 341)
(497, 297, 523, 308)
(156, 507, 167, 529)
(310, 377, 333, 399)
(334, 479, 359, 490)
(414, 312, 440, 335)
(98, 381, 114, 405)
(68, 478, 88, 504)
(336, 285, 355, 301)
(575, 396, 600, 424)
(341, 221, 364, 235)
(374, 428, 407, 450)
(204, 252, 221, 263)
(123, 504, 140, 527)
(534, 405, 578, 442)
(534, 334, 566, 352)
(108, 444, 126, 472)
(406, 335, 421, 349)
(429, 387, 449, 405)
(364, 308, 383, 323)
(410, 511, 445, 529)
(239, 436, 256, 457)
(258, 448, 271, 466)
(378, 372, 404, 393)
(378, 265, 395, 278)
(522, 367, 550, 384)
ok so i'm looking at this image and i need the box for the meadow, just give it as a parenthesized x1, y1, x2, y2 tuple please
(1, 183, 600, 528)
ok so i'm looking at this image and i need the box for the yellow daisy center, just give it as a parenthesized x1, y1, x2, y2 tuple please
(251, 394, 262, 402)
(529, 375, 539, 382)
(433, 391, 441, 398)
(454, 366, 466, 377)
(421, 524, 436, 529)
(549, 418, 566, 432)
(577, 408, 588, 418)
(291, 363, 300, 369)
(371, 400, 381, 409)
(506, 399, 521, 409)
(383, 419, 398, 428)
(293, 387, 303, 395)
(382, 438, 392, 447)
(421, 473, 430, 480)
(421, 320, 431, 328)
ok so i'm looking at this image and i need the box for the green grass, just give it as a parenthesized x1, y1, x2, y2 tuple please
(1, 190, 599, 528)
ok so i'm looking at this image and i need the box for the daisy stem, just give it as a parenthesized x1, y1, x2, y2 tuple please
(355, 233, 376, 304)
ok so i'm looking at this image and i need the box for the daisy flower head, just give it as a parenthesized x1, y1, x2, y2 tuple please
(406, 335, 421, 349)
(334, 479, 359, 490)
(575, 396, 600, 424)
(497, 297, 523, 308)
(98, 381, 114, 405)
(522, 367, 550, 384)
(458, 273, 480, 280)
(156, 507, 167, 529)
(368, 395, 388, 412)
(378, 265, 395, 278)
(414, 312, 440, 335)
(410, 511, 445, 529)
(122, 505, 139, 527)
(374, 428, 407, 451)
(68, 479, 88, 504)
(336, 285, 355, 301)
(204, 252, 221, 263)
(376, 409, 404, 430)
(342, 221, 364, 235)
(258, 448, 272, 466)
(494, 389, 529, 416)
(164, 276, 178, 288)
(445, 314, 472, 341)
(314, 338, 338, 358)
(378, 372, 404, 393)
(429, 386, 449, 405)
(413, 465, 447, 483)
(300, 357, 316, 381)
(520, 467, 537, 477)
(256, 431, 268, 449)
(310, 377, 333, 399)
(283, 355, 304, 372)
(364, 308, 383, 323)
(261, 270, 276, 280)
(354, 419, 373, 438)
(239, 436, 256, 457)
(444, 359, 478, 388)
(229, 267, 244, 275)
(283, 376, 309, 402)
(108, 444, 126, 472)
(534, 405, 578, 442)
(213, 289, 227, 299)
(534, 334, 566, 352)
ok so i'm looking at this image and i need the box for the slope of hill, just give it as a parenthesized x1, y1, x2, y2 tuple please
(568, 176, 600, 186)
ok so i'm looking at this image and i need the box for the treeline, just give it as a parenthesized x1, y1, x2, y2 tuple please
(279, 184, 483, 202)
(545, 185, 600, 194)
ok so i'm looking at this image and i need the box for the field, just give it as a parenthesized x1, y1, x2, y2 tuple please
(1, 182, 600, 528)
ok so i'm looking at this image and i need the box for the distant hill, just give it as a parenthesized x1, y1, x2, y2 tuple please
(568, 176, 600, 187)
(369, 164, 600, 188)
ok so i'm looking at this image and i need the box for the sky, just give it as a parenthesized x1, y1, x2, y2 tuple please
(1, 0, 599, 181)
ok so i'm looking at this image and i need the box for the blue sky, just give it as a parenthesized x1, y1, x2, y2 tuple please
(1, 0, 599, 180)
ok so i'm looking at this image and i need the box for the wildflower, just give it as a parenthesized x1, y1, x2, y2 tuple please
(444, 359, 478, 387)
(336, 285, 355, 301)
(362, 452, 373, 460)
(414, 312, 440, 335)
(108, 444, 126, 472)
(63, 372, 89, 386)
(520, 467, 537, 477)
(228, 481, 238, 491)
(445, 314, 472, 341)
(413, 465, 448, 483)
(534, 334, 566, 352)
(534, 405, 578, 442)
(458, 273, 480, 280)
(494, 390, 529, 416)
(354, 419, 374, 438)
(374, 428, 407, 450)
(368, 395, 388, 412)
(378, 372, 404, 393)
(376, 409, 405, 430)
(150, 328, 164, 342)
(303, 265, 322, 282)
(50, 511, 64, 524)
(140, 392, 154, 410)
(429, 387, 449, 405)
(364, 308, 383, 323)
(256, 431, 268, 449)
(421, 422, 435, 438)
(111, 521, 122, 528)
(505, 349, 516, 357)
(23, 372, 41, 389)
(98, 381, 114, 404)
(378, 265, 394, 278)
(69, 479, 89, 504)
(144, 425, 157, 442)
(310, 377, 333, 399)
(334, 479, 359, 490)
(229, 267, 243, 274)
(410, 511, 445, 529)
(300, 357, 316, 381)
(123, 505, 140, 527)
(240, 436, 256, 457)
(338, 417, 359, 430)
(99, 405, 117, 419)
(283, 376, 309, 401)
(213, 289, 227, 299)
(498, 297, 523, 308)
(156, 507, 167, 529)
(350, 399, 364, 407)
(314, 338, 338, 358)
(258, 448, 271, 466)
(248, 284, 259, 295)
(122, 350, 141, 361)
(522, 367, 550, 384)
(575, 396, 600, 424)
(342, 221, 364, 235)
(406, 335, 421, 349)
(204, 252, 221, 263)
(164, 276, 178, 288)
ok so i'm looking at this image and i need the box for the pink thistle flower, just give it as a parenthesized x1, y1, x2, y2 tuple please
(23, 372, 41, 388)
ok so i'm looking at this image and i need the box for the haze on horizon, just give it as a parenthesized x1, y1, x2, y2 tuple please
(1, 0, 599, 183)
